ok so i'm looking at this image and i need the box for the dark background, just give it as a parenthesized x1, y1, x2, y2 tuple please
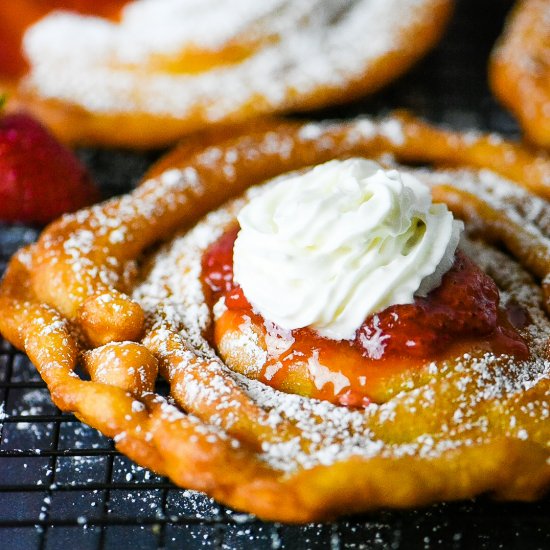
(0, 0, 549, 548)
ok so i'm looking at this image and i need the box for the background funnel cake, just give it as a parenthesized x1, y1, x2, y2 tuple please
(0, 114, 549, 522)
(490, 0, 550, 149)
(0, 0, 452, 148)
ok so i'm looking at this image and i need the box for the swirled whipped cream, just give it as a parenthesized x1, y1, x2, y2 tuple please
(233, 159, 463, 340)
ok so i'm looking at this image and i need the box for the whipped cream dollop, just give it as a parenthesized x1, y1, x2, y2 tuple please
(233, 159, 463, 340)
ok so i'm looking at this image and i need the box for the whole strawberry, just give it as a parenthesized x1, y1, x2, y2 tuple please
(0, 110, 99, 224)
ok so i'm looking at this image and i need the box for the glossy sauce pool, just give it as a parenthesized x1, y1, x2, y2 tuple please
(202, 226, 529, 406)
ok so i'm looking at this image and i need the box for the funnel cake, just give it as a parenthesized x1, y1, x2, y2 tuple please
(1, 0, 451, 148)
(490, 0, 550, 148)
(0, 114, 549, 522)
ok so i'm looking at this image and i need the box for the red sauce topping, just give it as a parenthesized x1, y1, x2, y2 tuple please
(202, 226, 529, 406)
(0, 1, 127, 78)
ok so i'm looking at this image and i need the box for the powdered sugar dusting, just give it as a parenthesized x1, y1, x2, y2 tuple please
(132, 159, 550, 473)
(22, 0, 447, 118)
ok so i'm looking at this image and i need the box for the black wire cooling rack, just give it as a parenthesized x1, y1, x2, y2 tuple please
(1, 1, 549, 548)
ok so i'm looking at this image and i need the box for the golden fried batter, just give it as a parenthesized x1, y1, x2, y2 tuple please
(0, 114, 548, 521)
(491, 0, 550, 148)
(0, 0, 452, 147)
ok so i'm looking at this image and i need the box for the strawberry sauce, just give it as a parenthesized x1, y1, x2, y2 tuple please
(202, 226, 529, 406)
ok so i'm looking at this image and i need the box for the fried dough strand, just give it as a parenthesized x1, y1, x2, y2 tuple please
(490, 0, 550, 148)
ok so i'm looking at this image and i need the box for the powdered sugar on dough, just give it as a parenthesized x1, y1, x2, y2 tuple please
(132, 161, 550, 473)
(22, 0, 444, 117)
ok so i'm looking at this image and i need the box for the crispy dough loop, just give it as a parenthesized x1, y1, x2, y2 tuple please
(67, 380, 167, 476)
(143, 325, 303, 450)
(432, 184, 550, 313)
(0, 114, 549, 521)
(0, 298, 78, 386)
(0, 297, 165, 473)
(490, 0, 550, 148)
(79, 290, 145, 346)
(0, 245, 37, 301)
(392, 112, 550, 199)
(145, 397, 312, 522)
(0, 249, 164, 474)
(82, 341, 158, 395)
(366, 358, 550, 450)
